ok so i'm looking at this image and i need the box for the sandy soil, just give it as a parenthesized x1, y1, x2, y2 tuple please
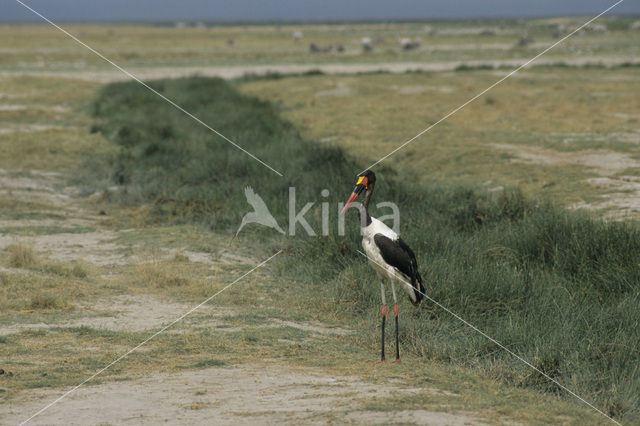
(3, 364, 483, 425)
(0, 169, 127, 267)
(0, 294, 232, 336)
(0, 293, 349, 338)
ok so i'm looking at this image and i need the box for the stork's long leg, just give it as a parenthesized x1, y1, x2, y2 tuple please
(380, 279, 387, 363)
(390, 280, 400, 362)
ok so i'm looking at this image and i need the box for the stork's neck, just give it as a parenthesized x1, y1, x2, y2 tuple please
(358, 183, 373, 227)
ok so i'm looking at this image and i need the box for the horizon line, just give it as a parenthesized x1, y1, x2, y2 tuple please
(2, 11, 639, 25)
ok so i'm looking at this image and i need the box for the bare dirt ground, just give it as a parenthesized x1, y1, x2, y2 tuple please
(0, 168, 127, 267)
(0, 170, 483, 425)
(1, 56, 638, 83)
(5, 364, 483, 426)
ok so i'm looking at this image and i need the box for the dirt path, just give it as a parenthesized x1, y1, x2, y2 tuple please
(1, 56, 638, 83)
(4, 364, 483, 425)
(0, 168, 127, 267)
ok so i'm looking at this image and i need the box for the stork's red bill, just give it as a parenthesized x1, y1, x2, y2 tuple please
(340, 175, 368, 214)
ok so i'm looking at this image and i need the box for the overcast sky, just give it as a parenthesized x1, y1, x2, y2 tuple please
(2, 0, 639, 22)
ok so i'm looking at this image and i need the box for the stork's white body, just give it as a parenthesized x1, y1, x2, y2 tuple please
(362, 217, 417, 303)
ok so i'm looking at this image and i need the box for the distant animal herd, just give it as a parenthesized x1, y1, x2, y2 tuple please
(291, 20, 640, 55)
(167, 20, 640, 54)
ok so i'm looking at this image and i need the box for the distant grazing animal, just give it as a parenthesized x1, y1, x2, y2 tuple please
(422, 25, 434, 35)
(235, 187, 284, 236)
(399, 37, 420, 51)
(309, 43, 333, 53)
(515, 34, 533, 47)
(341, 170, 425, 362)
(361, 37, 373, 52)
(551, 24, 568, 38)
(293, 31, 303, 41)
(585, 23, 607, 33)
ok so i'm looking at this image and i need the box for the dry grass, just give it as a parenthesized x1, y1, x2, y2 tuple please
(0, 76, 114, 172)
(37, 261, 88, 279)
(28, 292, 69, 310)
(0, 273, 77, 312)
(6, 242, 38, 268)
(136, 257, 192, 288)
(0, 19, 637, 70)
(2, 247, 88, 312)
(5, 242, 88, 278)
(172, 252, 191, 263)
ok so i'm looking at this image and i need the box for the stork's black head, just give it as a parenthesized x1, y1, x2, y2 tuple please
(340, 170, 376, 214)
(358, 170, 376, 185)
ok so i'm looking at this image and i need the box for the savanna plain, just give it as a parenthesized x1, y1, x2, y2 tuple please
(1, 16, 640, 425)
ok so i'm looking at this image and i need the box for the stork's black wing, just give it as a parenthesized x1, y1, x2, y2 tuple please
(373, 234, 425, 305)
(373, 235, 417, 279)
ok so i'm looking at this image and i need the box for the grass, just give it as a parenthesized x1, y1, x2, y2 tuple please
(0, 226, 97, 236)
(2, 18, 639, 423)
(2, 243, 90, 313)
(36, 262, 88, 279)
(0, 273, 76, 313)
(6, 243, 37, 268)
(1, 17, 639, 71)
(190, 359, 226, 368)
(27, 293, 69, 310)
(84, 75, 640, 422)
(87, 75, 358, 234)
(136, 257, 192, 288)
(237, 67, 640, 216)
(0, 76, 114, 172)
(5, 242, 88, 278)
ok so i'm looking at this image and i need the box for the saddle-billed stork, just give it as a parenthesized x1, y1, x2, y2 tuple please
(341, 170, 425, 362)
